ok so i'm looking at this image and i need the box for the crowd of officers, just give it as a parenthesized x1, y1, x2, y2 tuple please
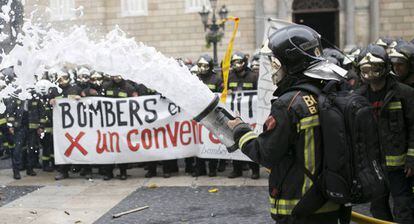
(0, 51, 262, 182)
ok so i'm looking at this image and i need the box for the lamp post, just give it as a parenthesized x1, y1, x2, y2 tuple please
(199, 0, 228, 67)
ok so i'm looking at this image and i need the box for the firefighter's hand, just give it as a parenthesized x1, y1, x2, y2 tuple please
(228, 118, 243, 130)
(49, 99, 56, 106)
(405, 167, 413, 177)
(8, 127, 14, 135)
(37, 128, 44, 136)
(70, 95, 81, 100)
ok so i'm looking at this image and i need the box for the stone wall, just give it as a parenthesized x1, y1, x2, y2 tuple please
(379, 0, 414, 41)
(24, 0, 256, 61)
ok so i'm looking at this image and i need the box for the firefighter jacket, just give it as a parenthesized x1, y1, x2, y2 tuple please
(232, 82, 340, 222)
(355, 77, 414, 170)
(27, 90, 43, 130)
(39, 87, 58, 134)
(102, 80, 135, 98)
(198, 72, 223, 93)
(227, 69, 258, 91)
(6, 96, 28, 129)
(50, 84, 83, 99)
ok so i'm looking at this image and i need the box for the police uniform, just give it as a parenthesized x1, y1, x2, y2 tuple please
(356, 77, 414, 223)
(232, 80, 341, 223)
(227, 68, 260, 179)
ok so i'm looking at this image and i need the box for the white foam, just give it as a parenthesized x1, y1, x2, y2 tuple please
(0, 7, 215, 117)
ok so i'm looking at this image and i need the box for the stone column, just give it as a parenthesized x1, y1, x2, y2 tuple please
(277, 0, 288, 19)
(370, 0, 380, 42)
(255, 0, 265, 48)
(345, 0, 356, 51)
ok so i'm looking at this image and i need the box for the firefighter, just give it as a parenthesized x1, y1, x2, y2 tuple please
(102, 74, 138, 180)
(51, 70, 83, 180)
(191, 54, 223, 177)
(227, 24, 346, 223)
(227, 51, 260, 179)
(36, 72, 56, 172)
(355, 44, 414, 224)
(389, 42, 414, 88)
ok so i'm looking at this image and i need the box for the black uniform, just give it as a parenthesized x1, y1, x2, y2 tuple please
(193, 72, 224, 177)
(356, 77, 414, 223)
(39, 87, 56, 172)
(102, 79, 137, 180)
(27, 89, 43, 170)
(232, 81, 341, 223)
(227, 68, 260, 178)
(51, 84, 83, 178)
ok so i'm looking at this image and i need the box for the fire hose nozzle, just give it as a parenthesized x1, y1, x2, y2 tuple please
(194, 95, 239, 153)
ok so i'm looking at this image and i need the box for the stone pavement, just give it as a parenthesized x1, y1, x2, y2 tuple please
(0, 167, 269, 224)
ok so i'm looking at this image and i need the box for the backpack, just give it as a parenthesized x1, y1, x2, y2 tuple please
(288, 81, 387, 215)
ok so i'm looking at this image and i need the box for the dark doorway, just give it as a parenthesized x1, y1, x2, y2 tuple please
(292, 0, 340, 48)
(293, 11, 339, 48)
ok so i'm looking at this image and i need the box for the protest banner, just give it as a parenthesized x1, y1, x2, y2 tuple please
(53, 92, 257, 164)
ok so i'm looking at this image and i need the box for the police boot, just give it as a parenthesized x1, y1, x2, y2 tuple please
(119, 168, 127, 180)
(55, 171, 69, 180)
(228, 169, 242, 179)
(26, 168, 37, 176)
(13, 169, 21, 180)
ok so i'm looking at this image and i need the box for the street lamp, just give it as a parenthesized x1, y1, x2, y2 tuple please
(198, 0, 229, 66)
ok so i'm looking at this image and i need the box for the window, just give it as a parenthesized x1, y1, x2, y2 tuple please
(49, 0, 75, 21)
(185, 0, 211, 13)
(121, 0, 148, 17)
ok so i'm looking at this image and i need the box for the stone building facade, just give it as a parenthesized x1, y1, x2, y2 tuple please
(22, 0, 414, 61)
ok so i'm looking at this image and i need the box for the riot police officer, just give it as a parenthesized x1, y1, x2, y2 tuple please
(227, 51, 260, 179)
(356, 44, 414, 224)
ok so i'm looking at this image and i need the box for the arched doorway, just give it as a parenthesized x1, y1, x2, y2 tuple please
(292, 0, 339, 48)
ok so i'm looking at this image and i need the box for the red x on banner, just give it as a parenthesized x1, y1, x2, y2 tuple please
(64, 132, 88, 157)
